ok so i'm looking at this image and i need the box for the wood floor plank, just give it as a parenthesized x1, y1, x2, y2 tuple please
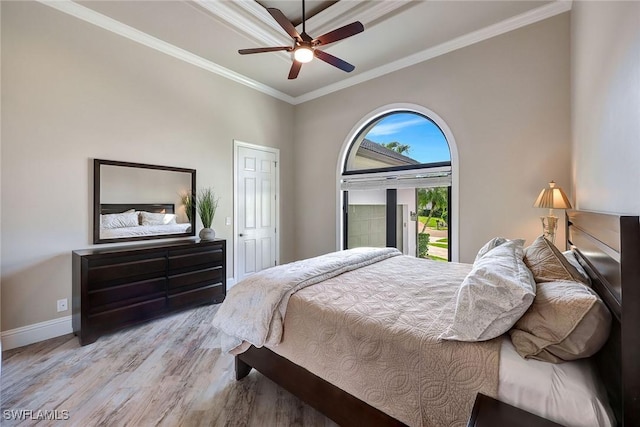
(1, 304, 338, 427)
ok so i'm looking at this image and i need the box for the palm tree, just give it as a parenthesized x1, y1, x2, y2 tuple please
(417, 187, 448, 233)
(380, 141, 411, 155)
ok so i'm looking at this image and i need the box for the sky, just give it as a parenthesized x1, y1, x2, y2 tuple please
(365, 112, 451, 164)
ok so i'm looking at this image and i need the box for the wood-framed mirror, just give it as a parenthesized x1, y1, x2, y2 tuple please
(93, 159, 196, 244)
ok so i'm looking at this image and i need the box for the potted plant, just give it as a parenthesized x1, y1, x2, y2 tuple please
(180, 191, 194, 223)
(196, 187, 219, 241)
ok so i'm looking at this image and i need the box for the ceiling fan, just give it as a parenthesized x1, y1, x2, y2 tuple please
(238, 0, 364, 80)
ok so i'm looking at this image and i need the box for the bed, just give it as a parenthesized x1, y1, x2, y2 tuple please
(98, 203, 192, 240)
(217, 210, 639, 426)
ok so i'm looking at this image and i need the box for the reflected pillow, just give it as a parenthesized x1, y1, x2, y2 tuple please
(524, 236, 588, 284)
(140, 211, 177, 226)
(509, 280, 611, 363)
(100, 210, 138, 229)
(440, 239, 536, 342)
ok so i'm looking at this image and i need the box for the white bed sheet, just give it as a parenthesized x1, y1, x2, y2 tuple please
(100, 223, 191, 239)
(499, 337, 615, 427)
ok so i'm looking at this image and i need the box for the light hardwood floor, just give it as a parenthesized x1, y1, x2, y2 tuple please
(1, 304, 337, 426)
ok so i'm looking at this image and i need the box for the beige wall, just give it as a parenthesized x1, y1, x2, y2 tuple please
(1, 4, 579, 336)
(571, 1, 640, 214)
(293, 14, 571, 263)
(0, 2, 294, 331)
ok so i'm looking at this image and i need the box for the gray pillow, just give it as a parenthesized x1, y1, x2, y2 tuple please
(524, 236, 588, 284)
(440, 239, 536, 342)
(510, 280, 611, 363)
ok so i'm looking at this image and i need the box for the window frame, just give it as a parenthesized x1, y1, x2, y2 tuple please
(336, 103, 460, 261)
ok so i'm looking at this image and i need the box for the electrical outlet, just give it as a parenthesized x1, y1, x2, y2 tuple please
(57, 298, 68, 312)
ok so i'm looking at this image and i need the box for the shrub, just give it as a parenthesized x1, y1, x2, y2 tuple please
(418, 233, 430, 258)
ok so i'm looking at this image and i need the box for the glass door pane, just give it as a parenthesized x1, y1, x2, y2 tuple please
(416, 186, 450, 261)
(346, 189, 387, 249)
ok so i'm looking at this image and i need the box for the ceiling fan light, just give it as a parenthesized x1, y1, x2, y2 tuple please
(294, 46, 314, 63)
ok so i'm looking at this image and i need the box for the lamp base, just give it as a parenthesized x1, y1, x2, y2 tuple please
(540, 215, 558, 244)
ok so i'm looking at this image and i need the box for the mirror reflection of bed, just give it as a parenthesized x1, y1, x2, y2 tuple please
(99, 203, 192, 240)
(93, 159, 196, 244)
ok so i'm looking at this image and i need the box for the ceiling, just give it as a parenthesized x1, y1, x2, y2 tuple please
(49, 1, 570, 104)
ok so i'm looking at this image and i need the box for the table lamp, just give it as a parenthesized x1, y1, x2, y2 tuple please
(533, 181, 572, 244)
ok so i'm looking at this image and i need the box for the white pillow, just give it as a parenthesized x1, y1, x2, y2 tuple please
(140, 211, 177, 226)
(440, 240, 536, 342)
(100, 210, 138, 229)
(562, 250, 592, 285)
(475, 237, 526, 263)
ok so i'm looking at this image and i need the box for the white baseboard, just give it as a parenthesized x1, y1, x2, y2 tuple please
(1, 316, 73, 351)
(1, 280, 236, 352)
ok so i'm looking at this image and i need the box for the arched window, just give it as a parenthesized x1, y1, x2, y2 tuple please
(338, 105, 458, 261)
(344, 112, 451, 173)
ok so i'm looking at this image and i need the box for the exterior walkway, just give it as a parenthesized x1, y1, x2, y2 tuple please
(423, 226, 448, 260)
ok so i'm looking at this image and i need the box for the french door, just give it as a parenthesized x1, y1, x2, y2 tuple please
(343, 186, 450, 261)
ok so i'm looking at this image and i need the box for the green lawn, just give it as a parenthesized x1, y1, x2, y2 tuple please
(429, 242, 448, 249)
(418, 216, 448, 230)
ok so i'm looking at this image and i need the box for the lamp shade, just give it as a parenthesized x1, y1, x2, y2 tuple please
(533, 181, 572, 209)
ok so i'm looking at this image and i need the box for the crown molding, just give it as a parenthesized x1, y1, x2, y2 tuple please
(194, 0, 410, 58)
(37, 0, 296, 104)
(292, 0, 573, 104)
(302, 0, 412, 39)
(194, 0, 290, 49)
(36, 0, 571, 107)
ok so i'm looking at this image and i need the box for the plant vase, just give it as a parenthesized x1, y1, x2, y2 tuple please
(199, 227, 216, 241)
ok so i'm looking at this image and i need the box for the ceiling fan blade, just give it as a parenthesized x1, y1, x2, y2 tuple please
(315, 21, 364, 46)
(238, 46, 292, 55)
(314, 49, 355, 73)
(288, 61, 302, 80)
(267, 8, 301, 41)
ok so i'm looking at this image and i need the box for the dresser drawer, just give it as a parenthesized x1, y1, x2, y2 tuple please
(88, 297, 166, 328)
(88, 277, 166, 311)
(168, 284, 224, 309)
(87, 256, 166, 287)
(74, 239, 226, 345)
(168, 247, 223, 271)
(168, 266, 223, 291)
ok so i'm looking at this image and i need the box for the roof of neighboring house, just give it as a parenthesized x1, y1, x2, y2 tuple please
(357, 139, 420, 166)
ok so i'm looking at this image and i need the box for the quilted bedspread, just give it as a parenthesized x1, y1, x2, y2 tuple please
(268, 255, 501, 427)
(212, 247, 402, 354)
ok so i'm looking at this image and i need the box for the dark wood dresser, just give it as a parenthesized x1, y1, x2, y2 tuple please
(72, 239, 226, 345)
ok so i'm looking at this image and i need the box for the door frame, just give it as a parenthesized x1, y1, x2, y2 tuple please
(233, 140, 280, 285)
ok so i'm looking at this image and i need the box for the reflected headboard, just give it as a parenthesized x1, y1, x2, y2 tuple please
(567, 210, 640, 426)
(100, 203, 175, 215)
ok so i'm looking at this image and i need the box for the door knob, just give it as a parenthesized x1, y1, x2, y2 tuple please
(239, 233, 244, 237)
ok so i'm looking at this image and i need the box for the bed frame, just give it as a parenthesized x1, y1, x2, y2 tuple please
(100, 203, 175, 215)
(235, 210, 640, 427)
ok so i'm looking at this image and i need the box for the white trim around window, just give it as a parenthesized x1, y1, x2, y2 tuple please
(335, 103, 460, 262)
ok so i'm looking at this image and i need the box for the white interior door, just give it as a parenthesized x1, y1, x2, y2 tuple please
(235, 142, 278, 283)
